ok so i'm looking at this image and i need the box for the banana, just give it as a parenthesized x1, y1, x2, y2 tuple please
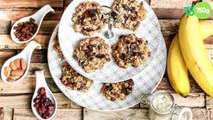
(200, 21, 213, 39)
(179, 15, 213, 97)
(167, 21, 213, 96)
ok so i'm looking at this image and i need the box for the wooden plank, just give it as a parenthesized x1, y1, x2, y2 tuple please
(70, 101, 82, 109)
(13, 109, 82, 120)
(0, 108, 3, 120)
(64, 0, 73, 8)
(53, 109, 82, 120)
(154, 9, 185, 19)
(205, 96, 213, 108)
(151, 0, 213, 9)
(0, 0, 64, 9)
(0, 35, 49, 49)
(39, 20, 58, 35)
(0, 20, 11, 34)
(30, 49, 48, 63)
(84, 109, 149, 120)
(0, 77, 60, 94)
(192, 108, 208, 120)
(208, 108, 213, 119)
(0, 93, 69, 109)
(0, 10, 63, 21)
(172, 93, 205, 107)
(0, 108, 13, 120)
(0, 50, 17, 62)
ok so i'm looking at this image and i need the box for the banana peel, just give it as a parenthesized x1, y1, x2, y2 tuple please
(167, 20, 213, 96)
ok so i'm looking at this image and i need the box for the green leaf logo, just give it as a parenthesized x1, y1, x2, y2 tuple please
(193, 2, 211, 19)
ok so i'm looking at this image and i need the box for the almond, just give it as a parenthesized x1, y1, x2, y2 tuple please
(10, 61, 17, 70)
(8, 75, 21, 82)
(14, 59, 21, 68)
(11, 69, 24, 76)
(4, 67, 11, 77)
(21, 58, 27, 70)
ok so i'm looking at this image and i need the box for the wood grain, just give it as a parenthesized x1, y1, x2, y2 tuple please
(0, 0, 64, 9)
(84, 109, 149, 120)
(0, 50, 17, 62)
(0, 35, 50, 49)
(192, 108, 208, 120)
(0, 93, 69, 109)
(0, 20, 10, 34)
(0, 10, 63, 21)
(13, 109, 82, 120)
(172, 93, 205, 107)
(206, 96, 213, 108)
(1, 108, 13, 120)
(151, 0, 213, 9)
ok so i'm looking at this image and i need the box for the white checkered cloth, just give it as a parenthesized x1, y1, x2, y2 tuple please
(58, 0, 162, 83)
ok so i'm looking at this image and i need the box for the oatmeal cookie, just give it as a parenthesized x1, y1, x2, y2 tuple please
(111, 0, 146, 31)
(72, 1, 107, 36)
(74, 37, 110, 73)
(61, 63, 94, 92)
(101, 79, 134, 101)
(112, 33, 151, 68)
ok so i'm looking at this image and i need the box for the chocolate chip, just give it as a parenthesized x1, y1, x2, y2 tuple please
(120, 53, 126, 60)
(111, 97, 116, 101)
(96, 54, 105, 59)
(107, 84, 113, 91)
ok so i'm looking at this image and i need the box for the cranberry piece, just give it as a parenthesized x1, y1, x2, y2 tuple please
(38, 87, 46, 96)
(33, 87, 55, 119)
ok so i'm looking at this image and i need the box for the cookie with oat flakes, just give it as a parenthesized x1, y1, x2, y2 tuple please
(72, 1, 108, 36)
(61, 63, 94, 92)
(111, 0, 146, 31)
(112, 33, 151, 68)
(101, 79, 134, 101)
(74, 37, 110, 73)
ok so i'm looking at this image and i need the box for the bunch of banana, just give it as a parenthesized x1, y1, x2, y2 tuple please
(167, 17, 213, 96)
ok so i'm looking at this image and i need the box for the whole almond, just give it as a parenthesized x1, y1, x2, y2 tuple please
(21, 58, 27, 70)
(14, 59, 21, 68)
(4, 67, 11, 77)
(11, 69, 24, 76)
(8, 75, 21, 82)
(10, 61, 17, 70)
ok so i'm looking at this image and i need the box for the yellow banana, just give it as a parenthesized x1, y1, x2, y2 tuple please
(179, 15, 213, 97)
(167, 21, 213, 97)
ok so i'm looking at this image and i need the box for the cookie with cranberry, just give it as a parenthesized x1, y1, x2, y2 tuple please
(74, 37, 110, 73)
(112, 33, 151, 68)
(72, 1, 107, 36)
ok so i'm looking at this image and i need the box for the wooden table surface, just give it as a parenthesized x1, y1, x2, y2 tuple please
(0, 0, 213, 120)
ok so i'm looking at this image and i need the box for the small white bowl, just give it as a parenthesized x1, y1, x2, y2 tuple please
(31, 70, 57, 120)
(1, 41, 41, 84)
(10, 4, 55, 44)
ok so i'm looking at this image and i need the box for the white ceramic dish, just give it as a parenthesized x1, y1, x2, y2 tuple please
(58, 0, 161, 83)
(10, 4, 55, 44)
(31, 70, 57, 120)
(48, 24, 166, 111)
(1, 41, 41, 84)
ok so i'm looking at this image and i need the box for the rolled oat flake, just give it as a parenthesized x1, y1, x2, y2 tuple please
(142, 91, 192, 120)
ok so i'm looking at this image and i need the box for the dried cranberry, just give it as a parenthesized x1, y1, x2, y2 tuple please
(33, 87, 55, 119)
(38, 87, 46, 96)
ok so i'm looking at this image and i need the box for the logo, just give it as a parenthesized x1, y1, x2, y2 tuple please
(184, 2, 211, 19)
